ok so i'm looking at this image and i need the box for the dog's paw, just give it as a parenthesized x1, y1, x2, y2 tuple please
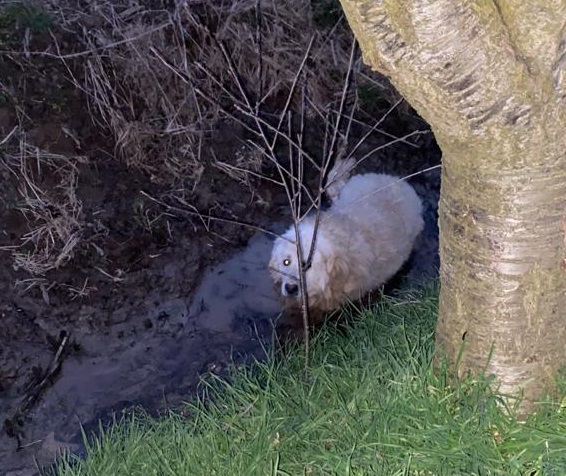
(325, 158, 356, 202)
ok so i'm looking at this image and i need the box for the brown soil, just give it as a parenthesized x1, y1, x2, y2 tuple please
(0, 109, 277, 474)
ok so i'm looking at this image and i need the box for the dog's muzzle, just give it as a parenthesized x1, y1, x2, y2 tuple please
(283, 282, 299, 296)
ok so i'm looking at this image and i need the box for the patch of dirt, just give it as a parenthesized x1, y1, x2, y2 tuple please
(0, 105, 278, 474)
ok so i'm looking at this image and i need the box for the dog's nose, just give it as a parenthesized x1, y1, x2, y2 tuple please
(284, 283, 299, 296)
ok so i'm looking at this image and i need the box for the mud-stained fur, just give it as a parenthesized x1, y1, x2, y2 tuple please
(270, 168, 424, 312)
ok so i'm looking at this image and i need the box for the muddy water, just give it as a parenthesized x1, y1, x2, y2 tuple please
(1, 174, 439, 476)
(1, 233, 282, 476)
(190, 233, 282, 334)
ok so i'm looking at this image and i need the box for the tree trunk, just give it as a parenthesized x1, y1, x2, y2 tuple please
(339, 0, 566, 411)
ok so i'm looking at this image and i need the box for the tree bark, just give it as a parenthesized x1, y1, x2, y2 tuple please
(339, 0, 566, 411)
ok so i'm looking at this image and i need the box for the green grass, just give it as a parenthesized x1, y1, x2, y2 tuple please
(55, 287, 566, 475)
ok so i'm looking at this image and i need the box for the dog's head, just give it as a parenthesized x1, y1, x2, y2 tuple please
(269, 219, 348, 311)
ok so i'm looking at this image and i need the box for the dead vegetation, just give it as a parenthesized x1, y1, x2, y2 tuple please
(0, 0, 425, 289)
(57, 0, 379, 185)
(2, 136, 86, 275)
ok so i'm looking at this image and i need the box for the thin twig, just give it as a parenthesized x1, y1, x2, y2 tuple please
(139, 191, 283, 240)
(6, 332, 69, 448)
(0, 126, 18, 147)
(304, 37, 358, 272)
(1, 22, 172, 60)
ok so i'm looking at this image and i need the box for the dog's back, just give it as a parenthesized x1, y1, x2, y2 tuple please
(332, 174, 422, 233)
(328, 173, 424, 284)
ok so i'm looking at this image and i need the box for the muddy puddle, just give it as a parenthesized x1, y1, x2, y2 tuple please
(0, 172, 439, 476)
(1, 232, 282, 475)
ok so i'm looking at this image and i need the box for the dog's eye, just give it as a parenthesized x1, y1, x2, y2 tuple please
(283, 258, 291, 267)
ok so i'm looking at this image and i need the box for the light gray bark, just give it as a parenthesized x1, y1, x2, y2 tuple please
(339, 0, 566, 412)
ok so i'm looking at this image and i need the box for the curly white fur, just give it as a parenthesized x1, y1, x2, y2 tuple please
(269, 170, 424, 311)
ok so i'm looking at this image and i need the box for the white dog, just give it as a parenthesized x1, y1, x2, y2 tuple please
(269, 161, 424, 312)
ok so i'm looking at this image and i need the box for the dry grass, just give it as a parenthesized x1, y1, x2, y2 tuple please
(53, 0, 381, 187)
(0, 132, 86, 277)
(0, 0, 415, 285)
